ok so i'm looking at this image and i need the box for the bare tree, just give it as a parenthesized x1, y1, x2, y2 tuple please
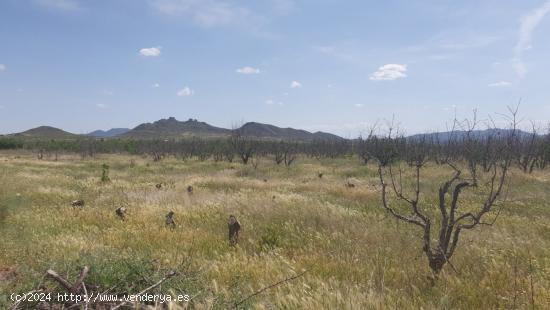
(516, 122, 539, 173)
(535, 124, 550, 170)
(356, 125, 378, 165)
(373, 108, 518, 274)
(230, 125, 256, 165)
(282, 140, 298, 167)
(273, 142, 285, 165)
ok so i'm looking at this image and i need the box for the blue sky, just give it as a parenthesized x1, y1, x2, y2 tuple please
(1, 0, 549, 137)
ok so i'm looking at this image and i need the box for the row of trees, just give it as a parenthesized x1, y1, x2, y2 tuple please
(0, 134, 350, 166)
(1, 125, 549, 172)
(356, 126, 550, 174)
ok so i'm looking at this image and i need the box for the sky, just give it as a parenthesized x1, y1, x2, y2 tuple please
(1, 0, 550, 137)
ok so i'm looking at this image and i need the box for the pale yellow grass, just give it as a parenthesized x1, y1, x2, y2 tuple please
(0, 152, 549, 309)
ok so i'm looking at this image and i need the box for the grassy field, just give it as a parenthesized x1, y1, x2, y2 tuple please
(1, 151, 549, 309)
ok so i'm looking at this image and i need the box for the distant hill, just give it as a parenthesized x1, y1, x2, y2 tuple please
(122, 117, 230, 138)
(407, 128, 535, 142)
(121, 117, 343, 140)
(239, 122, 343, 141)
(6, 118, 344, 141)
(11, 126, 78, 139)
(8, 122, 539, 143)
(87, 128, 130, 138)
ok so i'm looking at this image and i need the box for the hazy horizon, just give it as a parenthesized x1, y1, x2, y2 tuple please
(1, 0, 550, 137)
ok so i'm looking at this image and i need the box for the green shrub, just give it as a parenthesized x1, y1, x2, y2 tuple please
(101, 163, 110, 182)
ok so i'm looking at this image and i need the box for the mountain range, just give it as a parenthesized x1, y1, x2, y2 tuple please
(121, 117, 229, 138)
(5, 117, 540, 141)
(5, 117, 343, 141)
(408, 128, 537, 142)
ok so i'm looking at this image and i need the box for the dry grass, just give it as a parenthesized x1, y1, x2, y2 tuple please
(0, 151, 549, 309)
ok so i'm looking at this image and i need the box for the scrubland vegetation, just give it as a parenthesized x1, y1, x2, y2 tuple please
(1, 146, 549, 308)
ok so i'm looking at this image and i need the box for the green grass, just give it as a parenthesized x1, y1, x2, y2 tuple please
(0, 151, 549, 309)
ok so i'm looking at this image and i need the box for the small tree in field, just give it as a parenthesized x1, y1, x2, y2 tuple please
(272, 140, 298, 167)
(101, 163, 110, 183)
(230, 126, 256, 165)
(356, 126, 377, 165)
(283, 141, 298, 167)
(372, 109, 518, 275)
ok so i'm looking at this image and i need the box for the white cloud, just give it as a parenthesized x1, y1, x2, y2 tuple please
(354, 104, 364, 108)
(150, 0, 259, 28)
(152, 83, 160, 88)
(34, 0, 81, 11)
(101, 90, 114, 96)
(513, 1, 550, 79)
(236, 66, 260, 74)
(266, 99, 283, 105)
(139, 47, 162, 57)
(177, 86, 194, 96)
(290, 81, 302, 88)
(369, 64, 407, 81)
(488, 81, 511, 87)
(0, 64, 5, 71)
(512, 61, 527, 79)
(96, 103, 108, 109)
